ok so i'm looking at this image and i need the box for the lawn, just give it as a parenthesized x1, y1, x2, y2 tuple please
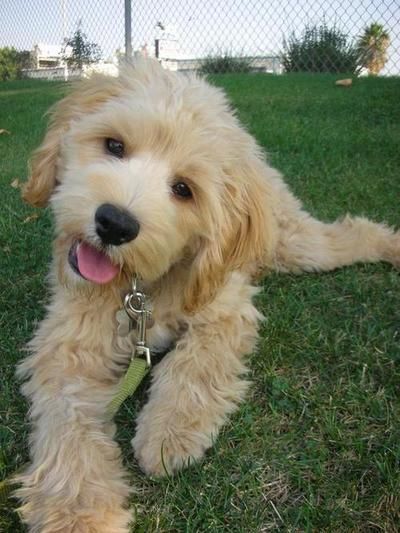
(1, 73, 399, 531)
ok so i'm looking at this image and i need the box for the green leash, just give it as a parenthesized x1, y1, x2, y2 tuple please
(107, 356, 150, 417)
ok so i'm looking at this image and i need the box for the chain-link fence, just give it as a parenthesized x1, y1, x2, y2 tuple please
(0, 0, 399, 80)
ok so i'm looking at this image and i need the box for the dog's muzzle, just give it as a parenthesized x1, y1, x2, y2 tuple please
(95, 203, 140, 246)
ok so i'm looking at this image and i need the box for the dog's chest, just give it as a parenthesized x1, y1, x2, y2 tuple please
(114, 309, 182, 357)
(146, 321, 178, 353)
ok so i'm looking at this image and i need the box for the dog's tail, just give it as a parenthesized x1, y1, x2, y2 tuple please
(271, 184, 399, 274)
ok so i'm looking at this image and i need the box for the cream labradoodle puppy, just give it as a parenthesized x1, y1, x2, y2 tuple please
(17, 59, 399, 531)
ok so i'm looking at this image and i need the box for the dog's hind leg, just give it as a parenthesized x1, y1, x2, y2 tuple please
(271, 183, 399, 274)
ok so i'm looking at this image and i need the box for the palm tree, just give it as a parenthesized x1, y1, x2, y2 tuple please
(357, 23, 390, 75)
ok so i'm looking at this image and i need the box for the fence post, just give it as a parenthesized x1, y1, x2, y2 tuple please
(61, 0, 69, 80)
(124, 0, 132, 61)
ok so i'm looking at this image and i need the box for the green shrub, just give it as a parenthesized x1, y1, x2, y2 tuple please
(0, 47, 33, 81)
(200, 51, 252, 74)
(282, 23, 360, 74)
(0, 47, 20, 81)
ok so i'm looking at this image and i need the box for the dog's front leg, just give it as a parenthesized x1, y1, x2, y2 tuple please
(16, 298, 133, 533)
(133, 276, 261, 477)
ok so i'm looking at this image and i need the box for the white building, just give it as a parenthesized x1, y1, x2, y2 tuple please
(133, 24, 193, 71)
(23, 43, 118, 80)
(31, 43, 69, 68)
(134, 25, 281, 73)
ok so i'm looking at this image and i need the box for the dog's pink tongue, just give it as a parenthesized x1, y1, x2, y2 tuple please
(76, 242, 119, 284)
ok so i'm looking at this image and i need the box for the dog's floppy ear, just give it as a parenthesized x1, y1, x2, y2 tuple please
(22, 75, 123, 207)
(183, 157, 276, 314)
(22, 107, 66, 207)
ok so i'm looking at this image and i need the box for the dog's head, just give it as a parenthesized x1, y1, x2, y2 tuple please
(24, 59, 275, 312)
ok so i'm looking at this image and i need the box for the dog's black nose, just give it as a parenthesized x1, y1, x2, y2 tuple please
(95, 203, 140, 246)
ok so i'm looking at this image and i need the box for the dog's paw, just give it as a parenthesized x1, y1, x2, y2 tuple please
(132, 425, 210, 477)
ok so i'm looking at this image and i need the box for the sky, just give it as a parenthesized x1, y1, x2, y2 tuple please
(1, 0, 399, 74)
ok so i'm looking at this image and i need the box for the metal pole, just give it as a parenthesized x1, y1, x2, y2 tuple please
(125, 0, 132, 61)
(61, 0, 69, 81)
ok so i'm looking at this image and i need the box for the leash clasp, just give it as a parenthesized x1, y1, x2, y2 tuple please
(123, 276, 153, 367)
(134, 345, 151, 368)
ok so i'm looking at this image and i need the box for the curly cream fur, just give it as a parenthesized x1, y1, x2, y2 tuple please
(17, 59, 399, 531)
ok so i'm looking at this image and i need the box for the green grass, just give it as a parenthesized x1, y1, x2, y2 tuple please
(1, 73, 400, 531)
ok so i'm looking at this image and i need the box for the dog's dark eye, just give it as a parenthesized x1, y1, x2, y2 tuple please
(105, 138, 124, 158)
(172, 181, 193, 199)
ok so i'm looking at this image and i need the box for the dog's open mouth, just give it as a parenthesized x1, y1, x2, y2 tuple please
(68, 241, 119, 284)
